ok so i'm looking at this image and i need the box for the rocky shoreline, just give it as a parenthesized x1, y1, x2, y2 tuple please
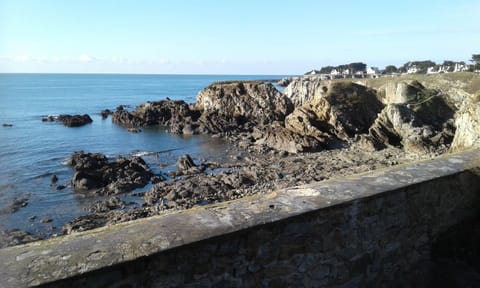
(2, 73, 479, 247)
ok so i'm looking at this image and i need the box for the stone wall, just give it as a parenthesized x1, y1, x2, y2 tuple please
(1, 150, 479, 287)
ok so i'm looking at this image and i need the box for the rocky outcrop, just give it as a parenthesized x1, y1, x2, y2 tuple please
(277, 77, 298, 87)
(67, 152, 154, 195)
(196, 81, 293, 129)
(112, 82, 293, 136)
(100, 109, 113, 119)
(248, 82, 383, 153)
(285, 82, 383, 143)
(377, 80, 427, 104)
(112, 100, 201, 134)
(283, 77, 329, 106)
(58, 114, 93, 127)
(362, 82, 455, 154)
(252, 123, 325, 153)
(42, 114, 93, 127)
(450, 94, 480, 152)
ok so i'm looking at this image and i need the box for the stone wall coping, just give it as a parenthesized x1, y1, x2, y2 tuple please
(0, 149, 479, 287)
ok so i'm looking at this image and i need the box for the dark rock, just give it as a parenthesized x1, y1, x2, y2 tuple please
(41, 115, 57, 122)
(67, 151, 108, 170)
(67, 152, 153, 195)
(57, 114, 93, 127)
(100, 109, 112, 119)
(0, 196, 29, 214)
(51, 174, 58, 183)
(56, 185, 66, 191)
(176, 154, 196, 173)
(0, 229, 40, 248)
(112, 100, 200, 131)
(62, 214, 108, 234)
(151, 175, 166, 184)
(88, 196, 129, 213)
(127, 128, 142, 133)
(40, 217, 53, 224)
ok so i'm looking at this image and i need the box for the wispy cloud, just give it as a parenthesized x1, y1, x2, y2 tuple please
(79, 53, 95, 63)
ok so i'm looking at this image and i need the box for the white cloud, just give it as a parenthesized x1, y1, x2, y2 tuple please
(79, 53, 94, 63)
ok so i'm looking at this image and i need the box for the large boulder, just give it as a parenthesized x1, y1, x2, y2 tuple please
(67, 152, 154, 195)
(112, 100, 201, 133)
(57, 114, 93, 127)
(285, 82, 384, 141)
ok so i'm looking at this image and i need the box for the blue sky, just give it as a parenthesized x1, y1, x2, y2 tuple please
(0, 0, 479, 74)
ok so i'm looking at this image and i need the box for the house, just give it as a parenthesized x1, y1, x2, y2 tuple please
(406, 66, 419, 74)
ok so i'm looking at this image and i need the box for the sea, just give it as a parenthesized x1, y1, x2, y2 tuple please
(0, 73, 285, 238)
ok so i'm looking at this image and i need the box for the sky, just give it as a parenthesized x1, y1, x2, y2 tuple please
(0, 0, 479, 74)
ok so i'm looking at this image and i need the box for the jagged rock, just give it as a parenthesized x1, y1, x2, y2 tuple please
(57, 114, 93, 127)
(0, 229, 40, 248)
(362, 85, 455, 154)
(112, 100, 201, 133)
(88, 196, 130, 213)
(196, 81, 293, 129)
(0, 196, 29, 214)
(252, 122, 324, 153)
(41, 115, 57, 122)
(176, 154, 196, 172)
(277, 77, 297, 87)
(283, 77, 329, 106)
(451, 94, 480, 152)
(67, 152, 108, 170)
(100, 109, 112, 119)
(127, 128, 142, 133)
(286, 82, 384, 141)
(62, 214, 108, 234)
(377, 80, 427, 104)
(67, 152, 153, 195)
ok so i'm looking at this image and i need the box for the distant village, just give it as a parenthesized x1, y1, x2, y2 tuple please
(305, 55, 480, 80)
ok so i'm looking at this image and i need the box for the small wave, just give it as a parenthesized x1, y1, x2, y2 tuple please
(132, 151, 157, 157)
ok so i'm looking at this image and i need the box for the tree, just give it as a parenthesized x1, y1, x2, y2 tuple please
(471, 54, 480, 64)
(348, 62, 367, 73)
(471, 54, 480, 70)
(383, 65, 398, 74)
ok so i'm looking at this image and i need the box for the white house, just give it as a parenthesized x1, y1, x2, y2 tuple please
(330, 69, 340, 76)
(454, 63, 469, 72)
(366, 67, 379, 75)
(406, 66, 419, 74)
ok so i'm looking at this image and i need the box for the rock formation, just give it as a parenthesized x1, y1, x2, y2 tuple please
(58, 114, 93, 127)
(195, 81, 293, 132)
(450, 94, 480, 152)
(286, 82, 384, 141)
(361, 81, 455, 154)
(112, 82, 293, 136)
(67, 152, 154, 195)
(283, 77, 330, 106)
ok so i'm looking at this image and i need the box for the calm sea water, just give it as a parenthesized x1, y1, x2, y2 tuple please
(0, 73, 284, 237)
